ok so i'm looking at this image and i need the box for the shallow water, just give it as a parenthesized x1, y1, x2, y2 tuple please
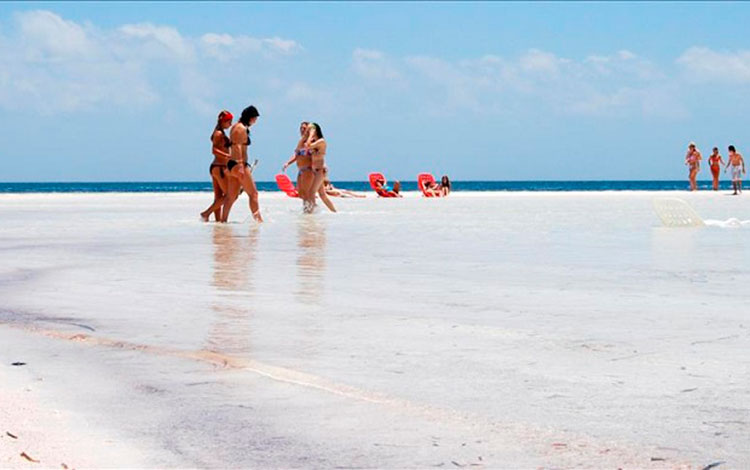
(1, 191, 748, 468)
(0, 179, 742, 193)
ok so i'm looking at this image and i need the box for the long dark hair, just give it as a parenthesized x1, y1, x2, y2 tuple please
(239, 105, 260, 125)
(309, 122, 324, 139)
(441, 175, 451, 190)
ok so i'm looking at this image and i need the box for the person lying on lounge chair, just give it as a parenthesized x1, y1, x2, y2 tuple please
(324, 179, 366, 198)
(374, 178, 402, 197)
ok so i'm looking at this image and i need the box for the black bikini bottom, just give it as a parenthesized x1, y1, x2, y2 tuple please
(210, 163, 226, 178)
(227, 160, 250, 171)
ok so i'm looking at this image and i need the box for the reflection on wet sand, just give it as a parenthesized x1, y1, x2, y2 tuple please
(650, 228, 700, 271)
(205, 224, 259, 357)
(296, 216, 327, 304)
(212, 224, 258, 292)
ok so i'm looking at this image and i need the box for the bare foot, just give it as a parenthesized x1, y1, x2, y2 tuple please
(303, 200, 316, 214)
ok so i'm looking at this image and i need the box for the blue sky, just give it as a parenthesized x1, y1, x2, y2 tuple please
(1, 2, 750, 182)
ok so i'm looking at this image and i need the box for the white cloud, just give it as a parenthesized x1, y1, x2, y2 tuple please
(16, 10, 93, 60)
(583, 50, 662, 81)
(352, 48, 401, 81)
(0, 11, 157, 112)
(519, 48, 568, 75)
(405, 55, 487, 113)
(676, 47, 750, 83)
(0, 9, 728, 122)
(263, 37, 299, 54)
(368, 48, 678, 117)
(0, 10, 301, 113)
(200, 33, 300, 61)
(119, 23, 193, 61)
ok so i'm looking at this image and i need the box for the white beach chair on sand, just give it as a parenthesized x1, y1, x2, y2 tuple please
(652, 198, 705, 227)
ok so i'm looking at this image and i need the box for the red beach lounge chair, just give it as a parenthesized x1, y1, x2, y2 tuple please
(275, 173, 299, 198)
(417, 173, 442, 198)
(368, 172, 398, 198)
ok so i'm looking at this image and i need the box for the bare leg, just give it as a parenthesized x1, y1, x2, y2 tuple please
(317, 186, 337, 212)
(298, 170, 315, 213)
(311, 169, 336, 213)
(201, 169, 227, 221)
(213, 170, 228, 220)
(340, 189, 365, 198)
(222, 172, 241, 222)
(240, 169, 263, 222)
(296, 171, 306, 201)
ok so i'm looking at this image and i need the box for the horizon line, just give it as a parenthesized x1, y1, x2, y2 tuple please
(0, 179, 721, 184)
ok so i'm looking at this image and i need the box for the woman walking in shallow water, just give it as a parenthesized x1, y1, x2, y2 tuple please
(221, 105, 263, 223)
(305, 123, 336, 213)
(200, 110, 233, 222)
(685, 142, 702, 191)
(282, 121, 316, 211)
(708, 147, 724, 191)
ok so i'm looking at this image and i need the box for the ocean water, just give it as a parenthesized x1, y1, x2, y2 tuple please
(0, 179, 739, 193)
(0, 191, 748, 468)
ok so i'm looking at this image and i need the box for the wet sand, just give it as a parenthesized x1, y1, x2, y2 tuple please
(1, 191, 748, 468)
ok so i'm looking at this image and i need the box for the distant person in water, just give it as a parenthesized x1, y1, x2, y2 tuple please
(323, 178, 366, 198)
(222, 105, 262, 222)
(725, 145, 745, 195)
(305, 123, 337, 213)
(200, 110, 233, 222)
(685, 142, 701, 191)
(282, 121, 315, 211)
(374, 177, 402, 197)
(708, 147, 724, 191)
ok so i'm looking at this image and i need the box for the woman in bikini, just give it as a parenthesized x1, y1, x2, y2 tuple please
(221, 105, 263, 223)
(439, 175, 451, 196)
(200, 110, 233, 222)
(708, 147, 724, 191)
(282, 121, 316, 211)
(323, 178, 366, 198)
(305, 123, 337, 213)
(422, 179, 441, 197)
(685, 142, 702, 192)
(374, 177, 402, 197)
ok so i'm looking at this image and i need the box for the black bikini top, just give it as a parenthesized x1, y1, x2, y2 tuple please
(232, 127, 251, 146)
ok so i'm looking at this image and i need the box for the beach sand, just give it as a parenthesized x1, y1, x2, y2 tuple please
(1, 191, 748, 468)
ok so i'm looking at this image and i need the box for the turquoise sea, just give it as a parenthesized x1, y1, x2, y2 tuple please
(0, 180, 736, 193)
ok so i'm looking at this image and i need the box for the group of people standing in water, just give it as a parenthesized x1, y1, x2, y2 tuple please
(686, 142, 746, 194)
(200, 106, 449, 222)
(282, 121, 337, 213)
(200, 106, 353, 223)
